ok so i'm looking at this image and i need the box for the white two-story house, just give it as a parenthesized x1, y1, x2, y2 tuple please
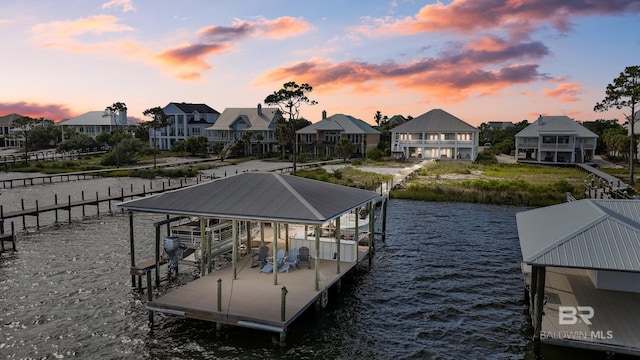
(515, 115, 597, 163)
(57, 110, 136, 140)
(153, 103, 220, 150)
(391, 109, 478, 160)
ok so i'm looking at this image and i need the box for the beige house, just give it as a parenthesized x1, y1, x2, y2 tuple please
(297, 111, 380, 158)
(205, 104, 281, 155)
(391, 109, 478, 160)
(515, 115, 597, 163)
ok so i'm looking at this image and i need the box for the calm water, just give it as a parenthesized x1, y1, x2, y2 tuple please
(0, 174, 617, 359)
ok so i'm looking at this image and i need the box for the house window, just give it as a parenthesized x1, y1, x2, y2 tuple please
(191, 127, 201, 136)
(542, 136, 556, 144)
(324, 132, 340, 143)
(443, 133, 455, 140)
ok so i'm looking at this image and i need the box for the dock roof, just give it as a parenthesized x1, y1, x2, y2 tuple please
(516, 199, 640, 272)
(118, 172, 379, 224)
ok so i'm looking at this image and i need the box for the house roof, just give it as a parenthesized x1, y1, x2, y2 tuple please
(57, 111, 137, 126)
(391, 109, 477, 133)
(516, 199, 640, 272)
(297, 114, 380, 134)
(387, 115, 407, 127)
(0, 113, 24, 126)
(515, 116, 597, 138)
(206, 107, 280, 131)
(170, 103, 220, 115)
(118, 172, 379, 224)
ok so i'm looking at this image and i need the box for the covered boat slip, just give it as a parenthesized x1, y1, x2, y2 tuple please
(148, 243, 371, 332)
(517, 199, 640, 357)
(538, 267, 640, 354)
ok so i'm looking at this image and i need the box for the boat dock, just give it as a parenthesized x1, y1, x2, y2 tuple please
(148, 244, 371, 334)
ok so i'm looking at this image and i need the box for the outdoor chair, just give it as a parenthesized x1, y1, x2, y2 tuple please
(286, 248, 299, 269)
(261, 249, 287, 273)
(251, 245, 269, 268)
(298, 246, 311, 269)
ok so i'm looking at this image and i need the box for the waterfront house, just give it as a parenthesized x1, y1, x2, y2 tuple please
(152, 102, 220, 151)
(0, 113, 23, 148)
(205, 104, 281, 155)
(514, 115, 597, 164)
(390, 109, 478, 160)
(297, 111, 380, 158)
(57, 110, 136, 141)
(517, 199, 640, 356)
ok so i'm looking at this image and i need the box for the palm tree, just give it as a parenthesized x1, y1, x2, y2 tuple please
(143, 106, 171, 168)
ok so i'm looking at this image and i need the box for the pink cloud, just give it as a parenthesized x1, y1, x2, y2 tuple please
(0, 101, 75, 121)
(367, 0, 640, 36)
(543, 82, 584, 102)
(101, 0, 135, 13)
(197, 16, 310, 41)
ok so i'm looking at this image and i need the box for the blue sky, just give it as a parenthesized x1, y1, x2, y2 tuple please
(1, 0, 639, 126)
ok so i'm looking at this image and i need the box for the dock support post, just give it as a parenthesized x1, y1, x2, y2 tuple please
(280, 286, 288, 345)
(272, 222, 278, 285)
(532, 266, 546, 358)
(335, 217, 341, 274)
(233, 220, 238, 280)
(81, 191, 85, 217)
(155, 224, 161, 286)
(381, 196, 388, 241)
(146, 270, 154, 324)
(368, 201, 374, 266)
(129, 211, 136, 288)
(21, 199, 25, 230)
(315, 226, 320, 291)
(68, 195, 71, 224)
(11, 221, 16, 251)
(35, 200, 40, 229)
(281, 286, 288, 321)
(260, 222, 265, 246)
(54, 194, 58, 223)
(201, 218, 207, 277)
(96, 192, 100, 216)
(355, 208, 359, 265)
(284, 224, 289, 251)
(217, 278, 223, 332)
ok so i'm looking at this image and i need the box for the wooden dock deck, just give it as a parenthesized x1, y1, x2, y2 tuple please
(538, 267, 640, 355)
(147, 245, 370, 333)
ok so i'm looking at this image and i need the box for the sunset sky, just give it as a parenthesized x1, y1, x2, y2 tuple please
(1, 0, 639, 126)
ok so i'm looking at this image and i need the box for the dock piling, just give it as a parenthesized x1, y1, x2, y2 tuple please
(217, 278, 223, 332)
(147, 270, 154, 324)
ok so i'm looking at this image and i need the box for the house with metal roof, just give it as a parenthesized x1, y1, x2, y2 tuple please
(0, 113, 24, 148)
(56, 111, 137, 140)
(205, 104, 281, 155)
(514, 115, 597, 164)
(390, 109, 478, 161)
(152, 102, 220, 151)
(517, 199, 640, 355)
(297, 111, 380, 158)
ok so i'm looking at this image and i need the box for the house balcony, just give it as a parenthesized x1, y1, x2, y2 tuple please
(395, 139, 474, 145)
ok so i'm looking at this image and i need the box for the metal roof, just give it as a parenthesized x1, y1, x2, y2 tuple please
(57, 111, 137, 126)
(297, 114, 380, 135)
(515, 116, 597, 138)
(516, 199, 640, 271)
(118, 172, 379, 224)
(391, 109, 477, 133)
(206, 107, 280, 131)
